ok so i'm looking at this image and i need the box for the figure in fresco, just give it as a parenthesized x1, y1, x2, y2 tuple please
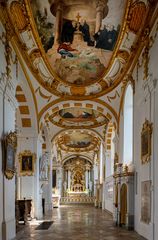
(105, 25, 118, 51)
(79, 20, 93, 46)
(82, 111, 93, 118)
(57, 42, 78, 58)
(94, 24, 107, 49)
(31, 0, 125, 86)
(94, 24, 118, 51)
(59, 108, 95, 120)
(35, 10, 54, 52)
(61, 20, 77, 44)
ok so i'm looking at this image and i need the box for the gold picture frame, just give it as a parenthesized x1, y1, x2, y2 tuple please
(2, 131, 17, 180)
(141, 119, 153, 164)
(18, 150, 36, 176)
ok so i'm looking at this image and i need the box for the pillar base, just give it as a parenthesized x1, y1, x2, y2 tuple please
(116, 214, 134, 231)
(2, 218, 16, 240)
(94, 199, 99, 207)
(98, 201, 102, 208)
(126, 214, 134, 230)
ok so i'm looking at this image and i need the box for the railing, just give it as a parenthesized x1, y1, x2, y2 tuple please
(60, 196, 95, 204)
(114, 163, 134, 177)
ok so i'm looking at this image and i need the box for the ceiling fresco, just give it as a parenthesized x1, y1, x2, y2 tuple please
(48, 107, 109, 128)
(31, 0, 125, 86)
(1, 0, 151, 98)
(56, 130, 100, 152)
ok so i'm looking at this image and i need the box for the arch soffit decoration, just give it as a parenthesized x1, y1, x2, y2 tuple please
(51, 127, 104, 144)
(16, 85, 32, 128)
(53, 129, 101, 153)
(39, 99, 119, 131)
(62, 155, 93, 167)
(15, 82, 39, 132)
(106, 122, 115, 152)
(12, 41, 39, 131)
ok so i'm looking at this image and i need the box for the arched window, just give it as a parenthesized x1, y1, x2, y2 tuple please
(123, 85, 133, 164)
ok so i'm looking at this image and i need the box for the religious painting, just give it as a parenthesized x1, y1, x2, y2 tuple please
(63, 132, 92, 148)
(71, 170, 85, 192)
(49, 107, 108, 128)
(59, 108, 98, 121)
(141, 180, 151, 224)
(30, 0, 126, 86)
(141, 119, 153, 164)
(2, 131, 17, 180)
(57, 130, 100, 152)
(19, 150, 36, 176)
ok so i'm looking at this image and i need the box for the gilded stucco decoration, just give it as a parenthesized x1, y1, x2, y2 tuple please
(15, 85, 32, 128)
(141, 119, 153, 164)
(2, 131, 17, 180)
(0, 28, 18, 84)
(55, 130, 100, 153)
(38, 100, 118, 131)
(49, 107, 109, 129)
(18, 150, 36, 176)
(137, 20, 158, 81)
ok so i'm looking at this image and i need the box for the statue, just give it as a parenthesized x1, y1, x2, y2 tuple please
(71, 171, 85, 192)
(39, 152, 49, 181)
(63, 181, 67, 192)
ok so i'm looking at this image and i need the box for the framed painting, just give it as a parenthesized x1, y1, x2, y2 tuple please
(2, 131, 17, 180)
(19, 150, 36, 176)
(141, 119, 153, 164)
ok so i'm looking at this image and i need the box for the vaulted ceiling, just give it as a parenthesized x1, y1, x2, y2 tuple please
(0, 0, 157, 161)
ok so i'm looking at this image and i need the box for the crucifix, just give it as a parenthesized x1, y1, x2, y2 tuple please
(76, 12, 81, 23)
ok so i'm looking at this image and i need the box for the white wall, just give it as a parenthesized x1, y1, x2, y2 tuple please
(0, 19, 44, 238)
(123, 85, 133, 165)
(133, 31, 158, 240)
(115, 20, 158, 239)
(103, 127, 115, 213)
(104, 176, 114, 213)
(0, 22, 18, 240)
(16, 134, 43, 219)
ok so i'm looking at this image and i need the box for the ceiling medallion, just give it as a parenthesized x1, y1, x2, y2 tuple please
(56, 130, 100, 152)
(49, 107, 109, 129)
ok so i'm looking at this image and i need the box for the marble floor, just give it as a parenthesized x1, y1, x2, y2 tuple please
(15, 205, 146, 240)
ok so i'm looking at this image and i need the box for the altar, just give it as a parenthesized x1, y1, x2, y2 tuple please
(67, 190, 89, 197)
